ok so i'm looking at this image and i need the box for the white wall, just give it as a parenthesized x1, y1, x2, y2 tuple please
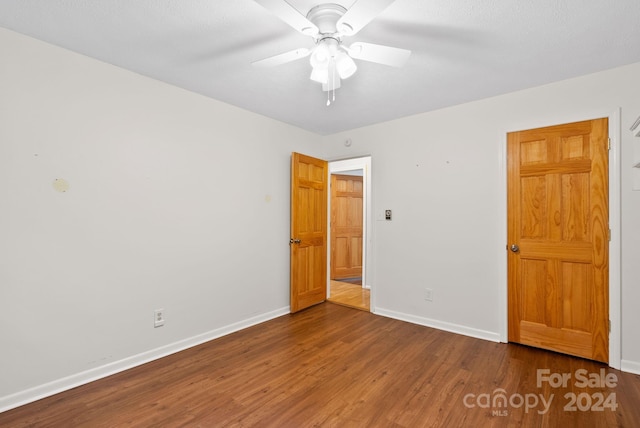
(320, 62, 640, 372)
(0, 28, 322, 410)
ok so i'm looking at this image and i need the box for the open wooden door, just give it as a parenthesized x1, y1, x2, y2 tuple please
(290, 153, 328, 313)
(330, 174, 363, 280)
(507, 118, 609, 363)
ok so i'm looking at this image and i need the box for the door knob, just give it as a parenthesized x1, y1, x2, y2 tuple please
(290, 238, 301, 244)
(510, 244, 519, 253)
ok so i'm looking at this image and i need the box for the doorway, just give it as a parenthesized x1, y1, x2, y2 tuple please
(327, 157, 371, 312)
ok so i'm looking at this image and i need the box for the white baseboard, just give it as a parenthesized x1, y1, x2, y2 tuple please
(374, 307, 501, 343)
(621, 359, 640, 375)
(376, 308, 640, 375)
(0, 306, 290, 413)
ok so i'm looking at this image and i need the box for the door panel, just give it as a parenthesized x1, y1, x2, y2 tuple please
(507, 118, 609, 363)
(290, 153, 327, 313)
(330, 174, 363, 279)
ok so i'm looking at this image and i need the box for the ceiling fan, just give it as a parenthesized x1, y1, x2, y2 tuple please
(252, 0, 411, 105)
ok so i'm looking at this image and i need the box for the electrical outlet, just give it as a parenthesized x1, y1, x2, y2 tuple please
(154, 309, 165, 328)
(424, 288, 433, 302)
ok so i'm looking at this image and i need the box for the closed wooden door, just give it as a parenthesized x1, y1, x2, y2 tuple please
(290, 153, 328, 313)
(330, 174, 363, 280)
(507, 118, 609, 363)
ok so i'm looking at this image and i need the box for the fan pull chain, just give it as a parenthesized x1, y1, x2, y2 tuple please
(326, 60, 331, 106)
(332, 63, 336, 102)
(326, 60, 336, 107)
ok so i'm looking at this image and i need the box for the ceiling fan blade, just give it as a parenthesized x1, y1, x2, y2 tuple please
(252, 48, 311, 67)
(347, 42, 411, 67)
(254, 0, 319, 36)
(337, 0, 396, 36)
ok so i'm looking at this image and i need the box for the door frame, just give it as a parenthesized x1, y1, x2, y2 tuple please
(498, 109, 621, 369)
(328, 156, 373, 309)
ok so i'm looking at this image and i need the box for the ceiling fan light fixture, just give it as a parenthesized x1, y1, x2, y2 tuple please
(310, 67, 329, 84)
(335, 51, 357, 79)
(310, 44, 330, 69)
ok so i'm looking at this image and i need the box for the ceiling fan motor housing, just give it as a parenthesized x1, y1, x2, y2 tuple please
(306, 4, 347, 38)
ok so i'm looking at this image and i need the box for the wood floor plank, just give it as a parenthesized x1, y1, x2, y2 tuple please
(328, 280, 370, 311)
(1, 303, 639, 427)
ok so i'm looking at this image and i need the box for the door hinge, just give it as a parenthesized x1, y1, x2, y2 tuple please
(608, 228, 611, 241)
(607, 138, 611, 150)
(609, 319, 611, 333)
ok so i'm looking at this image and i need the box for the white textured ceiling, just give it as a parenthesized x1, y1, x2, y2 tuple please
(1, 0, 640, 135)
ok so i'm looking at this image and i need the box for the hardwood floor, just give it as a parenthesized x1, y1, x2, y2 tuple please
(1, 303, 639, 427)
(328, 280, 370, 311)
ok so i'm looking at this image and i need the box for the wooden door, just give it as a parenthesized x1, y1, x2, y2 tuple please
(330, 174, 363, 280)
(507, 118, 609, 363)
(290, 153, 328, 313)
